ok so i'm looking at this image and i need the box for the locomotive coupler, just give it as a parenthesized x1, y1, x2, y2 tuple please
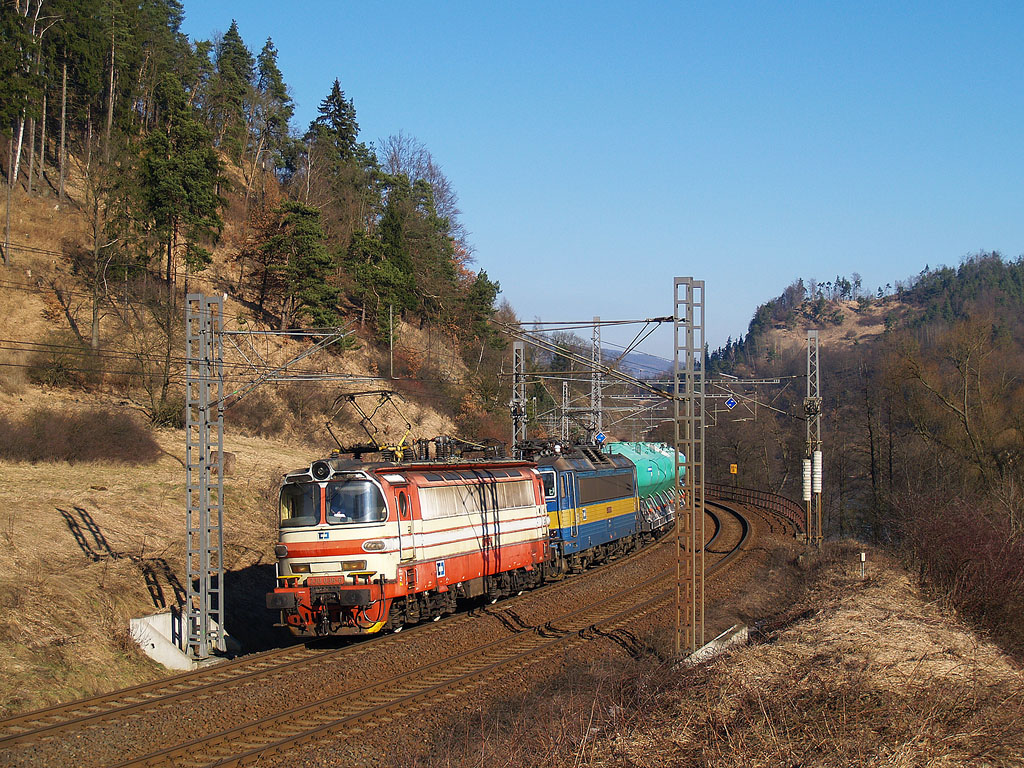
(317, 608, 331, 636)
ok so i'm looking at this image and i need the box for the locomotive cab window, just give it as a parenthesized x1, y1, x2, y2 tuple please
(280, 483, 320, 528)
(540, 471, 556, 501)
(326, 480, 387, 525)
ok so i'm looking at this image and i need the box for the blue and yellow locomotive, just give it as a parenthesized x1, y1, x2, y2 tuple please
(528, 441, 679, 575)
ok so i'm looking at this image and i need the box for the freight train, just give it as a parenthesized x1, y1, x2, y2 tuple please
(266, 440, 679, 637)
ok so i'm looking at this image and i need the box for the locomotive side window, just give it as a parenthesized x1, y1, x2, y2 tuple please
(578, 471, 635, 505)
(419, 479, 536, 520)
(326, 480, 387, 525)
(280, 483, 320, 528)
(399, 490, 409, 518)
(540, 471, 556, 501)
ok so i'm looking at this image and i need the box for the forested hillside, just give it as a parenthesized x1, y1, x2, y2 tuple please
(1, 0, 508, 437)
(701, 251, 1024, 654)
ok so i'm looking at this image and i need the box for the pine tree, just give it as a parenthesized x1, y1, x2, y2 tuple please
(344, 227, 413, 340)
(0, 6, 36, 133)
(254, 38, 292, 159)
(305, 78, 359, 163)
(44, 0, 105, 127)
(261, 201, 339, 329)
(462, 270, 501, 345)
(138, 72, 224, 287)
(209, 19, 253, 160)
(244, 37, 293, 206)
(125, 0, 191, 131)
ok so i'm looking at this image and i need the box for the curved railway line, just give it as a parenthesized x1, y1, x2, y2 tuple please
(1, 499, 759, 768)
(0, 518, 701, 749)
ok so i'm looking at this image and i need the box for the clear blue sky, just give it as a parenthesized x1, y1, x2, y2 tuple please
(181, 1, 1024, 361)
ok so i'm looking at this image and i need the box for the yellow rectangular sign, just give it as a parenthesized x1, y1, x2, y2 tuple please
(729, 463, 738, 474)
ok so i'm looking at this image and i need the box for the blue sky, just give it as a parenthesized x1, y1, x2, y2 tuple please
(180, 1, 1024, 360)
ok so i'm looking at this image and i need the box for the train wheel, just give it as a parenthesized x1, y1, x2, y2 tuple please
(384, 599, 404, 633)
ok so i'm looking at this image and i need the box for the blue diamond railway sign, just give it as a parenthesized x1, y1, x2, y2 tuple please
(725, 397, 738, 410)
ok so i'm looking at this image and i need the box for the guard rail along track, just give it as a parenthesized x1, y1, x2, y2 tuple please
(706, 482, 805, 536)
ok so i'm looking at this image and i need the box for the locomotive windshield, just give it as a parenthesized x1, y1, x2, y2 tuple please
(540, 471, 556, 501)
(326, 479, 387, 525)
(280, 483, 320, 528)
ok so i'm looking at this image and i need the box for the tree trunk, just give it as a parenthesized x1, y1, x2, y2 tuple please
(166, 229, 173, 287)
(4, 136, 11, 263)
(159, 299, 173, 419)
(279, 294, 292, 331)
(132, 49, 150, 131)
(862, 367, 879, 534)
(38, 89, 46, 186)
(257, 262, 269, 316)
(26, 46, 44, 194)
(104, 26, 115, 163)
(886, 390, 894, 499)
(244, 134, 266, 214)
(91, 284, 101, 350)
(26, 117, 35, 193)
(85, 114, 92, 175)
(236, 250, 246, 292)
(91, 193, 102, 351)
(12, 114, 26, 186)
(304, 140, 312, 203)
(58, 60, 66, 200)
(10, 0, 42, 186)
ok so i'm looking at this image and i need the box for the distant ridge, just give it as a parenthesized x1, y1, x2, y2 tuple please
(609, 349, 672, 378)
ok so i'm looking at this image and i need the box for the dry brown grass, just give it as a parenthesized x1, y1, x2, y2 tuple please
(0, 151, 477, 717)
(405, 543, 1024, 768)
(590, 545, 1024, 768)
(0, 424, 314, 716)
(763, 297, 910, 354)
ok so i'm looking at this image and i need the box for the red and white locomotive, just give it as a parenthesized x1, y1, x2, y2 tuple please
(266, 454, 550, 636)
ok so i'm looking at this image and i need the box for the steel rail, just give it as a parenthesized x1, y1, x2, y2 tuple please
(106, 503, 750, 768)
(0, 517, 677, 748)
(0, 642, 321, 745)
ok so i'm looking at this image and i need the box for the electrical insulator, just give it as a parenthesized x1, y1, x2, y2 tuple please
(812, 450, 823, 493)
(802, 458, 812, 501)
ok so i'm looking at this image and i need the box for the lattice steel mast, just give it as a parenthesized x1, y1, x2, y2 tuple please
(674, 277, 705, 655)
(591, 316, 603, 436)
(561, 380, 570, 442)
(185, 294, 226, 658)
(510, 340, 527, 456)
(804, 329, 823, 545)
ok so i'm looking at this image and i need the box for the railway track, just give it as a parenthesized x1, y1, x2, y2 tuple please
(0, 518, 677, 752)
(0, 501, 751, 768)
(726, 497, 799, 538)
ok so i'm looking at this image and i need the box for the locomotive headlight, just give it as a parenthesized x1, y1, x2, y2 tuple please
(274, 544, 288, 558)
(340, 560, 368, 571)
(290, 563, 311, 574)
(362, 540, 386, 552)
